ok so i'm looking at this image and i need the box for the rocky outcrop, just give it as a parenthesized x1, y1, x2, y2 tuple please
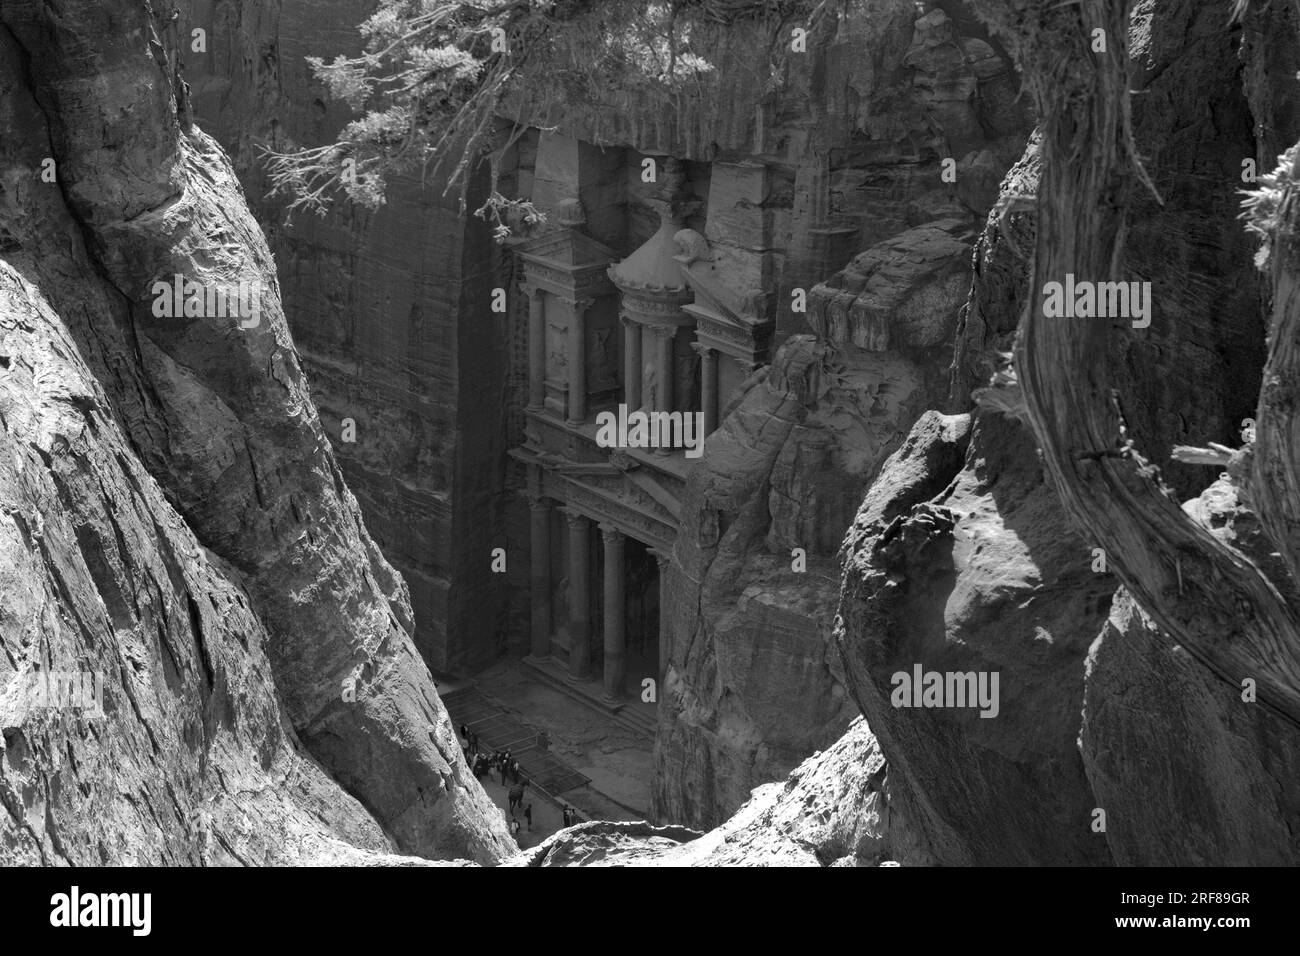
(515, 717, 927, 866)
(628, 0, 1032, 828)
(656, 219, 974, 829)
(838, 409, 1117, 864)
(0, 0, 511, 861)
(0, 263, 388, 865)
(835, 0, 1287, 865)
(178, 0, 520, 676)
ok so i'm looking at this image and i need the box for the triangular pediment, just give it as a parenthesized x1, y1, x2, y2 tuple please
(678, 262, 742, 321)
(518, 228, 619, 271)
(677, 259, 774, 328)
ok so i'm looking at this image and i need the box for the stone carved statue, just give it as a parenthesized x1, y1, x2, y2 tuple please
(673, 228, 713, 265)
(590, 327, 618, 390)
(557, 197, 586, 228)
(643, 359, 657, 412)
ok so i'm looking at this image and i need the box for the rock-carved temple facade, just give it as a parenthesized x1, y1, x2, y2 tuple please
(509, 152, 773, 728)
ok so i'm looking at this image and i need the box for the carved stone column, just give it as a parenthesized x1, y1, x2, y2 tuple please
(565, 297, 594, 426)
(527, 495, 551, 662)
(691, 341, 718, 436)
(564, 509, 591, 680)
(600, 524, 626, 703)
(640, 325, 655, 411)
(622, 313, 642, 410)
(650, 324, 676, 456)
(652, 548, 671, 683)
(525, 285, 546, 411)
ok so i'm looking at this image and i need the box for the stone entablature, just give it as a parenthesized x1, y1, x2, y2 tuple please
(519, 405, 689, 511)
(518, 228, 619, 298)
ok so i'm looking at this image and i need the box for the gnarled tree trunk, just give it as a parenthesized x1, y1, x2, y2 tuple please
(980, 0, 1300, 725)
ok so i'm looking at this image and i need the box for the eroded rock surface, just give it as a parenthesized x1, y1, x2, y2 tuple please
(657, 219, 973, 830)
(517, 717, 926, 866)
(834, 0, 1292, 865)
(0, 0, 511, 862)
(180, 0, 519, 675)
(0, 264, 396, 865)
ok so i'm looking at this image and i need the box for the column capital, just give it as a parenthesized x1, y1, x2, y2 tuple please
(648, 547, 671, 568)
(527, 493, 551, 512)
(558, 295, 596, 314)
(560, 507, 589, 529)
(521, 282, 547, 301)
(690, 341, 715, 358)
(599, 523, 624, 544)
(647, 323, 678, 341)
(620, 312, 641, 330)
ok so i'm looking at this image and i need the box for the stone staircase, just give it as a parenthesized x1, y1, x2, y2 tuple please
(519, 655, 657, 740)
(440, 685, 590, 795)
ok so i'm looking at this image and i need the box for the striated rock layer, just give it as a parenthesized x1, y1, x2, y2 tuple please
(0, 263, 403, 865)
(0, 0, 511, 862)
(179, 0, 519, 676)
(835, 0, 1298, 865)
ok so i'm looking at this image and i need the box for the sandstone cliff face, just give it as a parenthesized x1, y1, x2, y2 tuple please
(0, 262, 394, 865)
(0, 0, 511, 862)
(586, 0, 1029, 830)
(178, 0, 520, 676)
(835, 0, 1294, 865)
(656, 219, 978, 828)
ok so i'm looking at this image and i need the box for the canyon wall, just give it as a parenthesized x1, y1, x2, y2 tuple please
(836, 0, 1300, 864)
(180, 0, 521, 675)
(656, 219, 978, 826)
(1073, 0, 1300, 866)
(0, 261, 395, 865)
(611, 3, 1030, 829)
(0, 0, 512, 862)
(8, 0, 1296, 869)
(181, 0, 1035, 829)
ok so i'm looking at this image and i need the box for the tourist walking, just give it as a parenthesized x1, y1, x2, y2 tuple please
(524, 803, 533, 831)
(508, 781, 525, 813)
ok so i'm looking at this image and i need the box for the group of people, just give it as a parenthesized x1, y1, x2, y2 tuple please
(459, 724, 521, 782)
(460, 723, 533, 845)
(456, 721, 587, 843)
